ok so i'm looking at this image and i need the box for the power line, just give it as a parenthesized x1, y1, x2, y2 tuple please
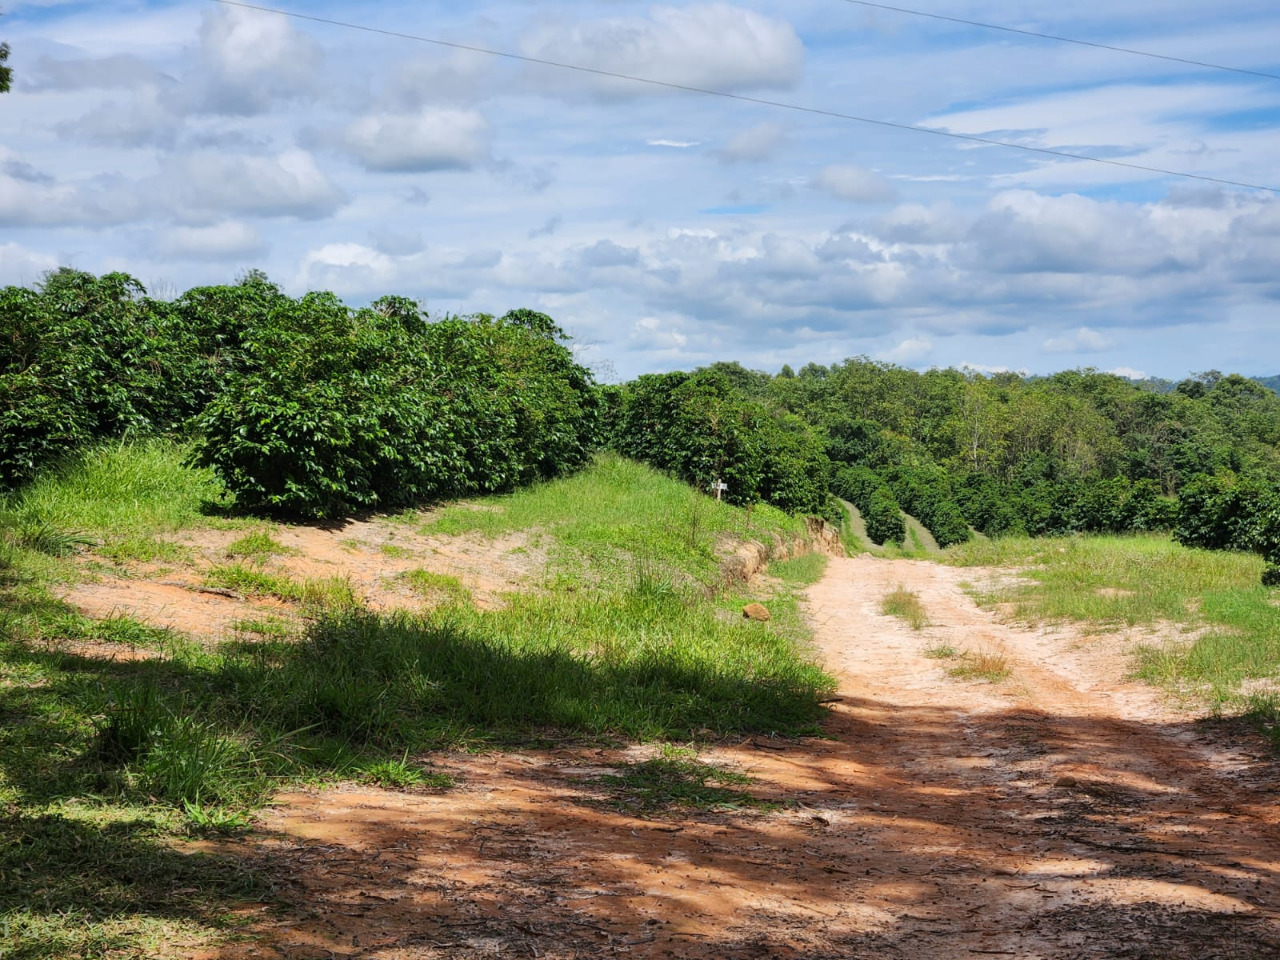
(837, 0, 1280, 82)
(209, 0, 1280, 195)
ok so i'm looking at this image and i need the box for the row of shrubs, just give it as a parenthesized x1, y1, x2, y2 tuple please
(1, 270, 600, 518)
(606, 370, 833, 517)
(832, 465, 904, 546)
(1175, 473, 1280, 585)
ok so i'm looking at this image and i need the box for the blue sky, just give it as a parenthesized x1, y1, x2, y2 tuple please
(2, 0, 1279, 380)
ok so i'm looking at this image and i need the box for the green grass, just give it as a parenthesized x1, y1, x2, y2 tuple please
(767, 552, 828, 587)
(923, 641, 959, 660)
(417, 453, 809, 587)
(943, 533, 1280, 713)
(0, 445, 834, 954)
(395, 568, 471, 605)
(882, 585, 930, 630)
(592, 745, 774, 815)
(225, 530, 296, 560)
(0, 441, 231, 543)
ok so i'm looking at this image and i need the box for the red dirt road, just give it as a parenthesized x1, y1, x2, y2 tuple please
(229, 556, 1280, 959)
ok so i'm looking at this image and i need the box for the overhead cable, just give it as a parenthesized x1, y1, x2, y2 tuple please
(209, 0, 1280, 194)
(837, 1, 1280, 82)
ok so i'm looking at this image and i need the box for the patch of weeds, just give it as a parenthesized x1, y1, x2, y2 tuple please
(379, 542, 414, 559)
(97, 535, 191, 565)
(10, 521, 96, 557)
(767, 552, 828, 587)
(204, 563, 299, 600)
(85, 615, 182, 652)
(396, 569, 471, 606)
(225, 530, 296, 561)
(882, 585, 929, 630)
(298, 576, 360, 613)
(229, 616, 297, 639)
(358, 753, 454, 790)
(183, 801, 252, 837)
(1245, 694, 1280, 750)
(924, 642, 959, 660)
(594, 745, 774, 815)
(947, 650, 1011, 683)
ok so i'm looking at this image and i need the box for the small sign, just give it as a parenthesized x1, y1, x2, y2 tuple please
(711, 480, 729, 501)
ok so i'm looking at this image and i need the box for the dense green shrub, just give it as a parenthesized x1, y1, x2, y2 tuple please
(195, 302, 599, 518)
(865, 486, 906, 546)
(884, 466, 971, 547)
(610, 370, 829, 514)
(832, 465, 904, 545)
(0, 270, 205, 488)
(1176, 472, 1280, 584)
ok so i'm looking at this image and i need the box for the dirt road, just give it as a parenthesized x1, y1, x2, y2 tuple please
(232, 556, 1280, 959)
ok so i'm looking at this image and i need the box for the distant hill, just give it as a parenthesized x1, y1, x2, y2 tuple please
(1254, 375, 1280, 395)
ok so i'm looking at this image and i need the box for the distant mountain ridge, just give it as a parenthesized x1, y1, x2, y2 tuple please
(1255, 375, 1280, 395)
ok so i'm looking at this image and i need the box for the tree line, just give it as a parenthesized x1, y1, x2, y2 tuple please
(1, 269, 1276, 582)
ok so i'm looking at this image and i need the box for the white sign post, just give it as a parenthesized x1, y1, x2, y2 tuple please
(712, 480, 728, 502)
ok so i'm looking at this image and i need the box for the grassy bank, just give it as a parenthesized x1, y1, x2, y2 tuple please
(0, 444, 833, 958)
(943, 533, 1280, 730)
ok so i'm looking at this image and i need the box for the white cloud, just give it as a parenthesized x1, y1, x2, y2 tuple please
(294, 243, 403, 293)
(1109, 366, 1149, 380)
(194, 6, 323, 115)
(811, 165, 897, 203)
(341, 109, 491, 172)
(157, 221, 266, 261)
(165, 150, 346, 220)
(0, 243, 59, 286)
(880, 336, 934, 363)
(1043, 327, 1113, 353)
(648, 139, 700, 148)
(522, 4, 804, 98)
(716, 122, 786, 164)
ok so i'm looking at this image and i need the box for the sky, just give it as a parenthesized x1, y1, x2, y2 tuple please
(2, 0, 1279, 381)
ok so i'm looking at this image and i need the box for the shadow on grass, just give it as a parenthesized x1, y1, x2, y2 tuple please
(0, 811, 267, 960)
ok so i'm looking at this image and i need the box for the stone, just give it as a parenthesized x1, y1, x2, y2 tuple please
(742, 603, 771, 622)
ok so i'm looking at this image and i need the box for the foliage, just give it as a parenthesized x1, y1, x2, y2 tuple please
(194, 300, 599, 518)
(0, 40, 10, 94)
(609, 370, 829, 515)
(1175, 472, 1280, 585)
(832, 465, 904, 546)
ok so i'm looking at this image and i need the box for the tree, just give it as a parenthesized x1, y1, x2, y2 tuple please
(0, 42, 10, 93)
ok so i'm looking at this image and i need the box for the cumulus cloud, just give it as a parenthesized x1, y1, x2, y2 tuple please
(0, 243, 59, 286)
(194, 6, 323, 115)
(156, 221, 267, 261)
(811, 165, 897, 203)
(1043, 327, 1113, 353)
(0, 167, 140, 227)
(716, 122, 786, 164)
(341, 109, 491, 172)
(26, 53, 165, 91)
(881, 336, 934, 363)
(1109, 367, 1149, 380)
(522, 4, 804, 98)
(164, 150, 346, 220)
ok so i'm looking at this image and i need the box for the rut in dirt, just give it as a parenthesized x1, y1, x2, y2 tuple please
(230, 554, 1280, 960)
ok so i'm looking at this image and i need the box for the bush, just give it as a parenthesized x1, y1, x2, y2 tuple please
(884, 466, 971, 547)
(865, 486, 906, 546)
(1176, 471, 1280, 585)
(195, 300, 599, 518)
(611, 370, 829, 514)
(0, 271, 204, 488)
(831, 466, 903, 545)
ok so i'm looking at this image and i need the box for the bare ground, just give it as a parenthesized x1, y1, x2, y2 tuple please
(210, 554, 1280, 960)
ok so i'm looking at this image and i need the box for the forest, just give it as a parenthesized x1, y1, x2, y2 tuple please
(3, 269, 1279, 583)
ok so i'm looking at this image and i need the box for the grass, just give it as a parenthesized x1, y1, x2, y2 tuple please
(417, 452, 809, 587)
(947, 650, 1011, 683)
(943, 533, 1280, 715)
(593, 745, 773, 815)
(923, 641, 959, 660)
(396, 568, 471, 606)
(882, 585, 929, 630)
(0, 443, 835, 954)
(204, 564, 358, 612)
(225, 530, 296, 560)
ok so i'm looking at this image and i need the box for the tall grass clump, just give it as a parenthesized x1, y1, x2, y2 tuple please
(882, 586, 929, 630)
